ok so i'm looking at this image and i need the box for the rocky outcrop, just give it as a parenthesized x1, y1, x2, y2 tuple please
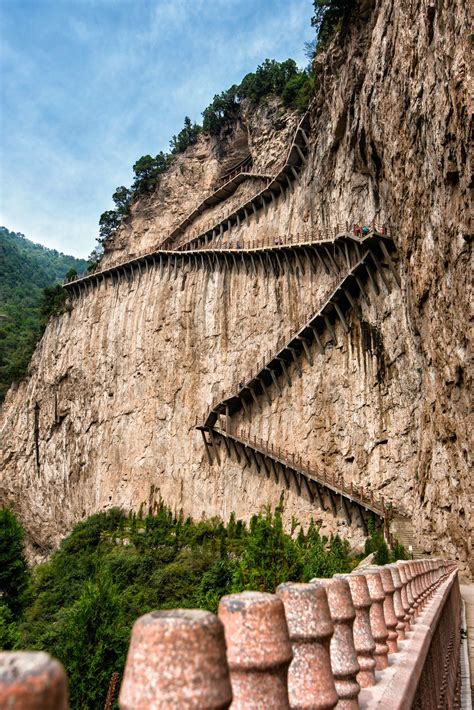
(0, 0, 471, 574)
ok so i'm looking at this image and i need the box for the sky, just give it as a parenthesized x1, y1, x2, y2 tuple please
(0, 0, 314, 258)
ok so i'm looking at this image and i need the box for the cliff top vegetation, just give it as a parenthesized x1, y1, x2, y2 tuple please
(88, 0, 356, 271)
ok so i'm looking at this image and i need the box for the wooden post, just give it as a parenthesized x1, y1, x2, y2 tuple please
(201, 429, 213, 465)
(277, 358, 292, 387)
(333, 302, 350, 333)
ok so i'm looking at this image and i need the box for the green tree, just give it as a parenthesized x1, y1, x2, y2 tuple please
(311, 0, 356, 52)
(54, 573, 129, 710)
(41, 284, 67, 320)
(98, 210, 121, 243)
(132, 152, 171, 194)
(170, 117, 202, 154)
(112, 186, 132, 215)
(0, 509, 30, 616)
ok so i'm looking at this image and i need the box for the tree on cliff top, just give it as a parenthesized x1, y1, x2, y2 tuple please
(312, 0, 356, 52)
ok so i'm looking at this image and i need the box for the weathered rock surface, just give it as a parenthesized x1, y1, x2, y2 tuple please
(0, 0, 471, 574)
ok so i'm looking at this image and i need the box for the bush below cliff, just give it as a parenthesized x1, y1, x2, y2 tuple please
(2, 503, 357, 709)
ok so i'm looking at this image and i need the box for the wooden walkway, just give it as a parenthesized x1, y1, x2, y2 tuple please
(204, 234, 399, 427)
(63, 230, 394, 299)
(166, 112, 312, 251)
(197, 425, 408, 530)
(166, 172, 273, 244)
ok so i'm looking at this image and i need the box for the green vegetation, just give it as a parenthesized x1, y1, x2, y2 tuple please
(89, 1, 358, 268)
(2, 503, 357, 708)
(0, 227, 87, 401)
(364, 518, 409, 564)
(170, 116, 202, 155)
(311, 0, 356, 53)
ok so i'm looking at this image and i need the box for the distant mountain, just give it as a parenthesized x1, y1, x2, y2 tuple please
(0, 227, 88, 401)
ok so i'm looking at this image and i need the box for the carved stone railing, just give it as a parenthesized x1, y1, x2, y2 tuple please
(0, 560, 460, 708)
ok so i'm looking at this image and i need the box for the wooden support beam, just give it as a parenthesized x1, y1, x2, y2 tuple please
(368, 248, 391, 292)
(313, 481, 326, 511)
(249, 447, 261, 473)
(293, 470, 302, 495)
(209, 428, 221, 465)
(323, 315, 337, 343)
(230, 437, 241, 463)
(302, 247, 317, 273)
(236, 213, 241, 228)
(378, 240, 401, 286)
(310, 327, 325, 354)
(333, 301, 350, 333)
(241, 396, 251, 417)
(259, 453, 271, 478)
(277, 357, 292, 387)
(293, 249, 306, 275)
(327, 489, 338, 517)
(225, 405, 230, 434)
(273, 250, 283, 276)
(201, 430, 213, 465)
(302, 476, 315, 503)
(285, 173, 293, 193)
(357, 504, 368, 534)
(315, 248, 330, 274)
(270, 190, 276, 205)
(300, 128, 310, 147)
(221, 433, 232, 457)
(238, 441, 252, 468)
(251, 201, 259, 223)
(341, 496, 352, 523)
(323, 246, 339, 272)
(248, 386, 261, 410)
(364, 262, 379, 295)
(344, 241, 351, 269)
(355, 275, 370, 304)
(288, 347, 302, 375)
(266, 252, 277, 277)
(250, 254, 257, 276)
(258, 377, 272, 405)
(295, 143, 306, 163)
(267, 367, 282, 395)
(270, 458, 280, 484)
(298, 337, 313, 366)
(282, 249, 294, 275)
(343, 288, 362, 318)
(290, 166, 299, 181)
(281, 465, 291, 489)
(257, 252, 267, 276)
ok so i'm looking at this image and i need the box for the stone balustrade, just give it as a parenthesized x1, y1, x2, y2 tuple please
(0, 559, 460, 709)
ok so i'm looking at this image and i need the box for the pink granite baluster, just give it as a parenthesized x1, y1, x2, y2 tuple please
(363, 571, 389, 670)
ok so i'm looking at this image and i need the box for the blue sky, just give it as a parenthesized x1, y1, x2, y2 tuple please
(0, 0, 314, 258)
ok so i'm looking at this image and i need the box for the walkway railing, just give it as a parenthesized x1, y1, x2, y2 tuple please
(63, 225, 389, 290)
(199, 423, 397, 521)
(166, 111, 312, 251)
(1, 560, 460, 708)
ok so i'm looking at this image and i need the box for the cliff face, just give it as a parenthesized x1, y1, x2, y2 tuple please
(0, 0, 471, 574)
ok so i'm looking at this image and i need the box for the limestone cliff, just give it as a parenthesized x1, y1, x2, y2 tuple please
(0, 0, 471, 575)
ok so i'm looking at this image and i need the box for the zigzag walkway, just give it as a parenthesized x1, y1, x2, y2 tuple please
(166, 112, 312, 250)
(203, 233, 399, 428)
(63, 228, 395, 299)
(196, 426, 408, 533)
(166, 172, 274, 245)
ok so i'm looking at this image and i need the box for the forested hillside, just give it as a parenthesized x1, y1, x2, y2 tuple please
(0, 503, 398, 709)
(0, 227, 87, 400)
